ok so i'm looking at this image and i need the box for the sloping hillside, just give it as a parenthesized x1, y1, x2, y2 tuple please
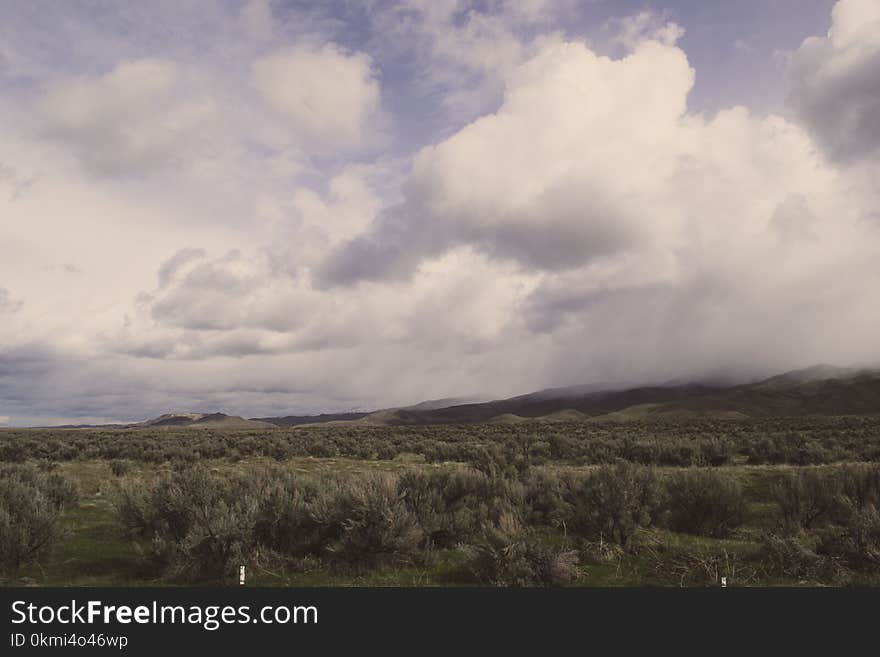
(254, 365, 880, 427)
(357, 367, 880, 424)
(138, 413, 275, 429)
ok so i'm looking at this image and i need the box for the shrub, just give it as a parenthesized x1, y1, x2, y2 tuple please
(398, 468, 518, 547)
(699, 439, 735, 466)
(115, 466, 258, 582)
(470, 444, 530, 480)
(252, 473, 329, 558)
(465, 513, 578, 586)
(643, 543, 757, 587)
(0, 465, 78, 574)
(523, 470, 574, 530)
(306, 441, 337, 459)
(757, 533, 845, 582)
(665, 470, 745, 538)
(0, 441, 27, 463)
(318, 474, 423, 571)
(168, 496, 258, 582)
(546, 434, 577, 460)
(772, 470, 838, 533)
(254, 471, 424, 572)
(373, 441, 397, 461)
(109, 460, 132, 477)
(771, 465, 880, 533)
(568, 464, 663, 546)
(817, 505, 880, 570)
(830, 465, 880, 523)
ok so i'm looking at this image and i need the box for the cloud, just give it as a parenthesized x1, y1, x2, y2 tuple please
(396, 1, 531, 78)
(0, 161, 34, 200)
(252, 43, 381, 153)
(361, 0, 574, 122)
(26, 42, 384, 181)
(0, 288, 22, 314)
(317, 38, 695, 285)
(146, 249, 310, 333)
(240, 0, 276, 40)
(157, 248, 208, 288)
(609, 11, 686, 52)
(119, 247, 522, 360)
(787, 0, 880, 161)
(35, 58, 214, 176)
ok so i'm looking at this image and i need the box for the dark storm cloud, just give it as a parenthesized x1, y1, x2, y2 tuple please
(787, 2, 880, 162)
(0, 344, 55, 382)
(314, 203, 435, 286)
(315, 164, 640, 288)
(788, 46, 880, 162)
(0, 341, 363, 425)
(516, 271, 864, 389)
(521, 282, 673, 334)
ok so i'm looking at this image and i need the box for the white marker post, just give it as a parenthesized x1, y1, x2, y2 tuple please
(721, 576, 727, 588)
(239, 565, 246, 586)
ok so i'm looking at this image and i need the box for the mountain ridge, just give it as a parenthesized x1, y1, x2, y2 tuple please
(263, 364, 880, 426)
(28, 365, 880, 429)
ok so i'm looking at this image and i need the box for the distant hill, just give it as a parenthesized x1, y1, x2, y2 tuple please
(255, 397, 484, 427)
(650, 368, 880, 418)
(346, 383, 719, 425)
(401, 397, 482, 411)
(252, 412, 370, 427)
(751, 364, 859, 389)
(488, 413, 529, 424)
(542, 409, 590, 422)
(137, 413, 275, 430)
(35, 413, 277, 430)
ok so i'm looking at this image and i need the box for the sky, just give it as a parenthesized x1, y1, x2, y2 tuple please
(1, 0, 879, 426)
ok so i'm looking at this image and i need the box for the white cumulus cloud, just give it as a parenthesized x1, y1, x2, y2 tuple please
(252, 43, 381, 154)
(35, 58, 214, 176)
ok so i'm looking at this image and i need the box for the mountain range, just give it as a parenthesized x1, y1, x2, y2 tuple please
(108, 364, 880, 430)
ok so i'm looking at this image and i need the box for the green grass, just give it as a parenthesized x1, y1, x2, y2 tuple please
(14, 500, 146, 586)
